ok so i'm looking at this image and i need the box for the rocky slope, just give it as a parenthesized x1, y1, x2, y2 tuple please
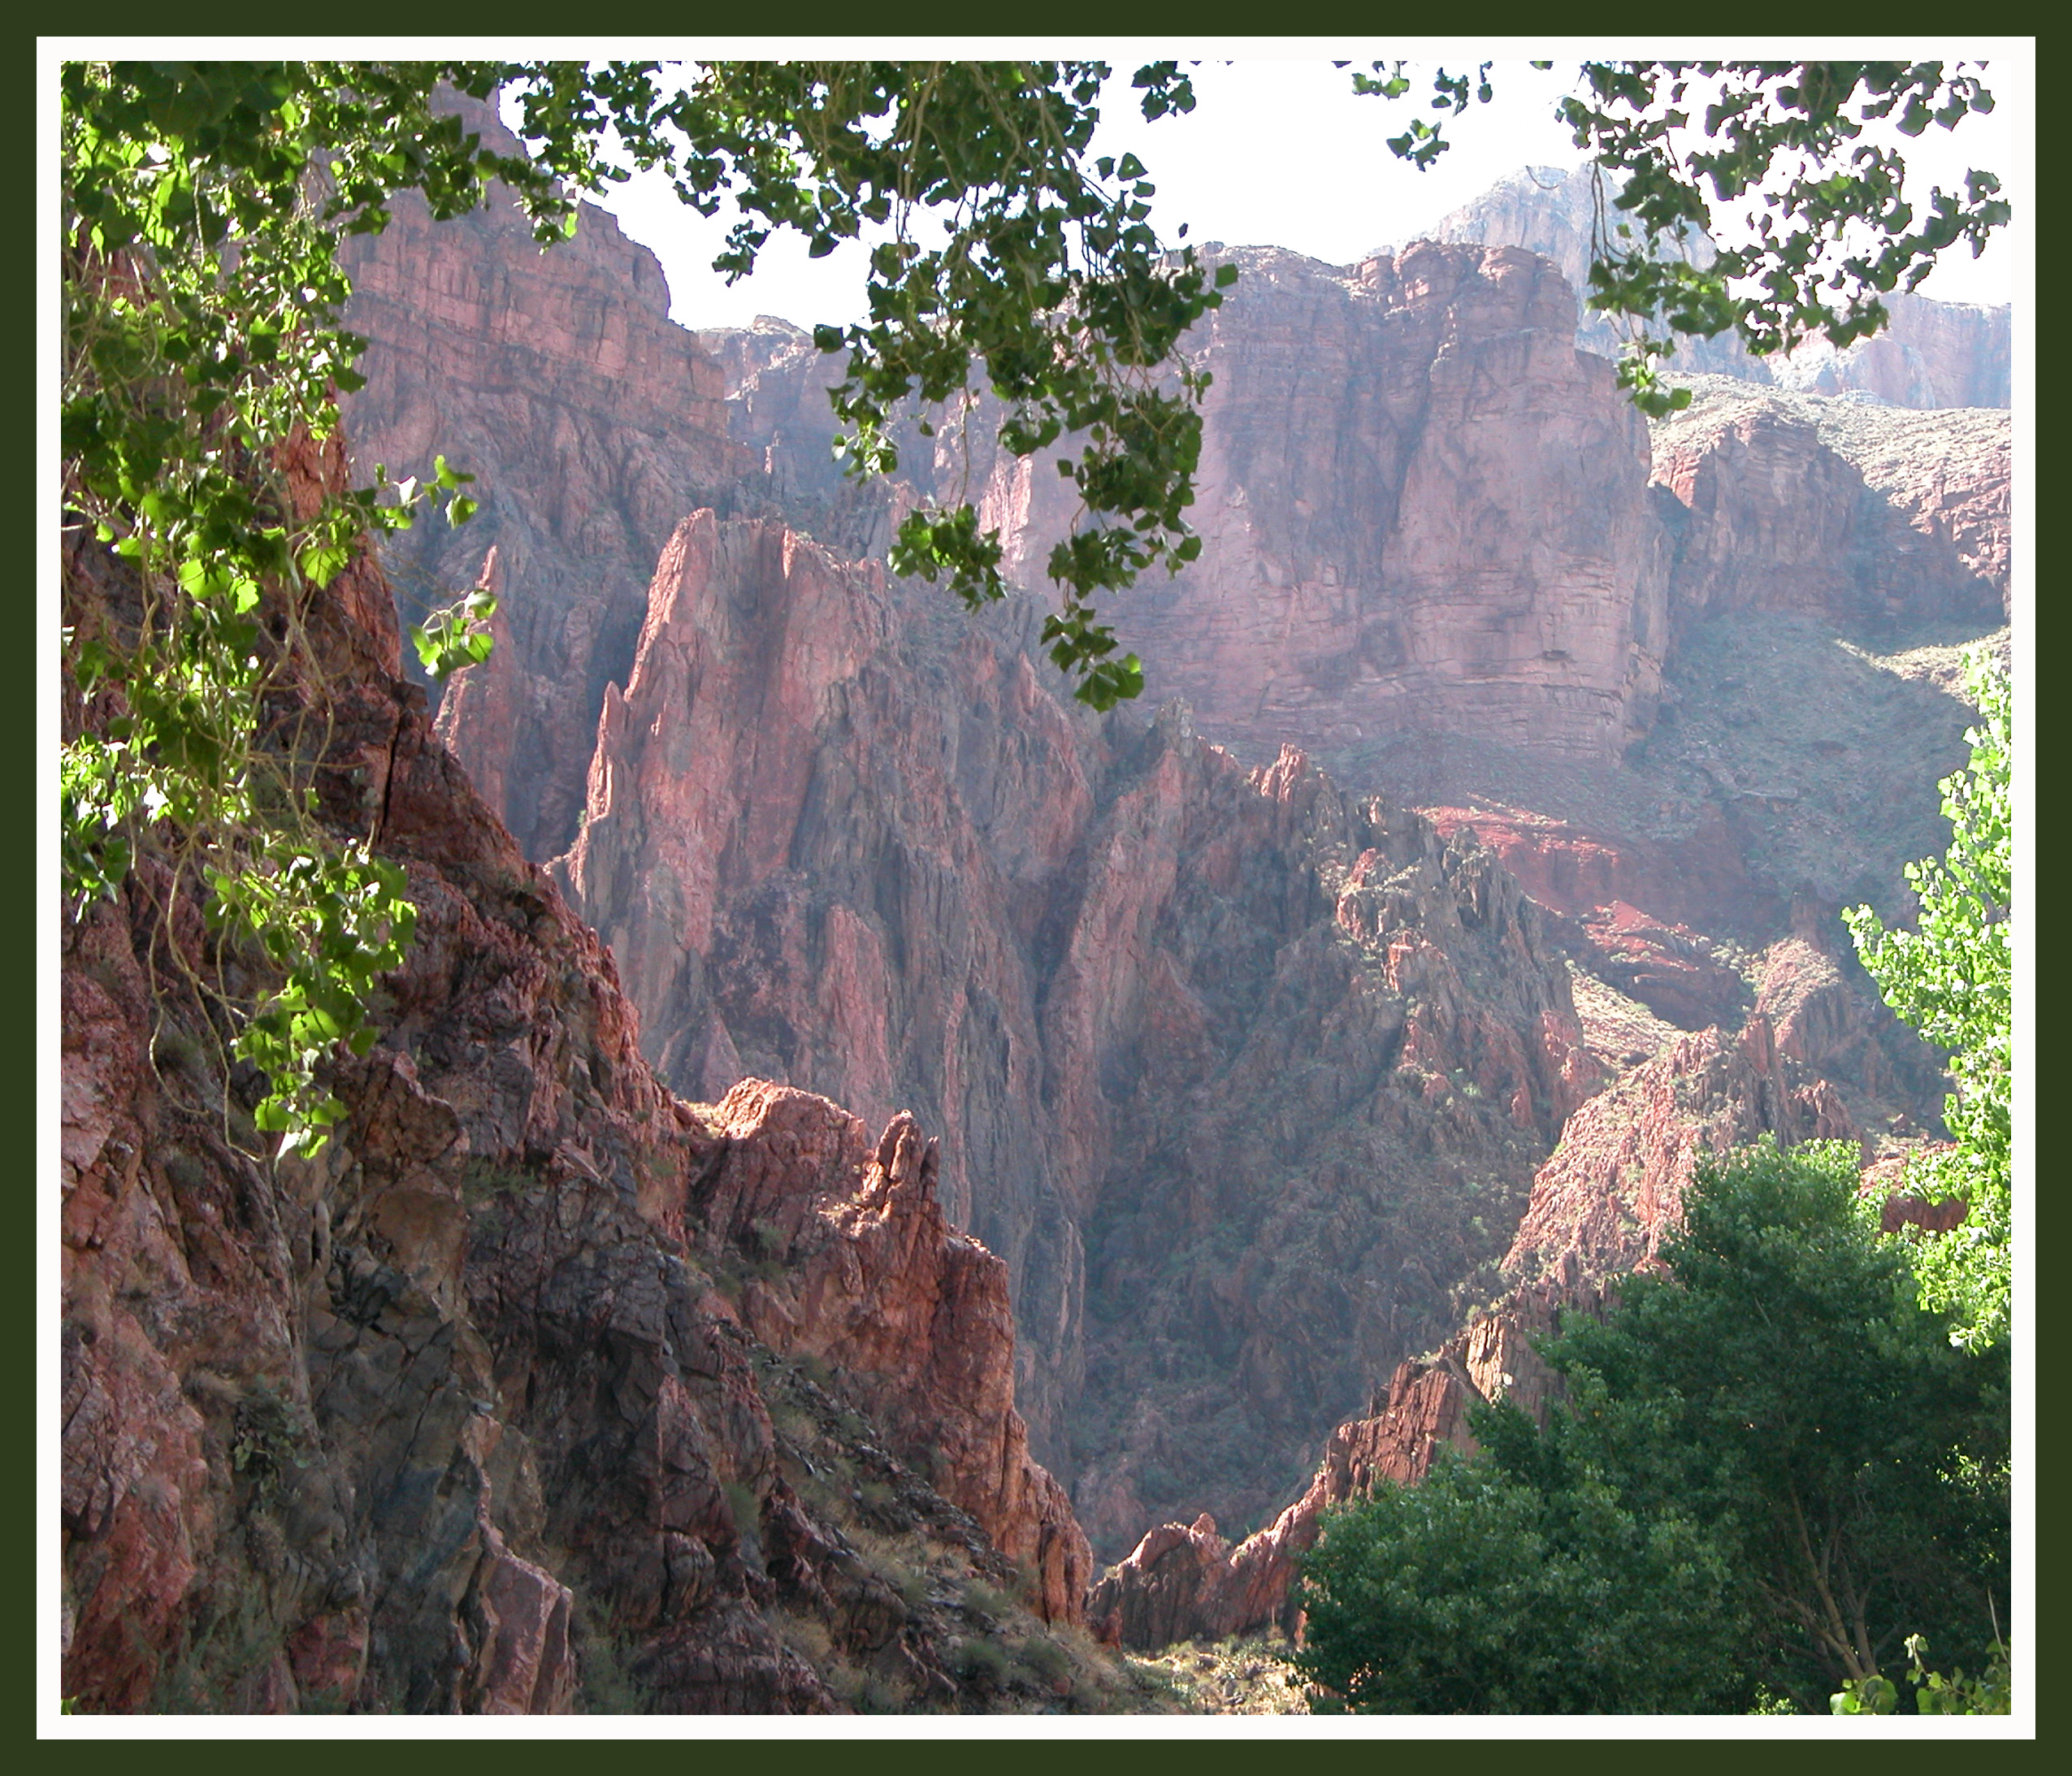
(555, 505, 1602, 1554)
(1431, 162, 2012, 409)
(325, 119, 2005, 1598)
(1086, 981, 1902, 1648)
(60, 439, 1105, 1714)
(1086, 1274, 1610, 1648)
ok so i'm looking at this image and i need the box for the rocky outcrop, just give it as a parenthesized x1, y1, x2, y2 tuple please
(555, 505, 1602, 1555)
(1433, 163, 2011, 409)
(1087, 963, 1935, 1650)
(1502, 1016, 1857, 1284)
(1086, 1273, 1609, 1648)
(338, 93, 751, 859)
(1649, 380, 2009, 640)
(321, 115, 2000, 1601)
(700, 1084, 1093, 1625)
(61, 435, 1088, 1714)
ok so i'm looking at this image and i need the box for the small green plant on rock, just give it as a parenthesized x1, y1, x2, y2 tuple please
(230, 1381, 313, 1498)
(951, 1637, 1011, 1691)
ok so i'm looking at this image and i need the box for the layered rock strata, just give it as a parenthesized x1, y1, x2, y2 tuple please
(1432, 162, 2011, 409)
(912, 242, 1675, 767)
(327, 123, 2005, 1596)
(1650, 379, 2009, 638)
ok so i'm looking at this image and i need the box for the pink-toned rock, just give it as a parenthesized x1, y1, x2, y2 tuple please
(62, 380, 1086, 1715)
(1504, 1016, 1861, 1284)
(709, 1089, 1093, 1623)
(965, 242, 1672, 767)
(1425, 800, 1775, 956)
(559, 510, 1601, 1550)
(1087, 1274, 1608, 1648)
(339, 93, 751, 859)
(1575, 899, 1749, 1032)
(1651, 383, 2009, 635)
(1771, 290, 2010, 412)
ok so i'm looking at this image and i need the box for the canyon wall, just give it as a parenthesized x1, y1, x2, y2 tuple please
(337, 97, 752, 860)
(1432, 162, 2011, 409)
(557, 507, 1602, 1553)
(732, 241, 1677, 770)
(61, 444, 1090, 1714)
(332, 125, 2005, 1583)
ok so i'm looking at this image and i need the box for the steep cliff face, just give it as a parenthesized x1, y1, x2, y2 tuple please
(320, 125, 2005, 1606)
(1432, 162, 2011, 409)
(956, 242, 1675, 768)
(1500, 1016, 1856, 1284)
(61, 456, 1095, 1715)
(1650, 378, 2010, 638)
(719, 242, 1674, 767)
(337, 97, 752, 860)
(1086, 950, 1924, 1649)
(556, 507, 1602, 1554)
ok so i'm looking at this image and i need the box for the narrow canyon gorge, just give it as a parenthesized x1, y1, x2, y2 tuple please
(62, 88, 2012, 1710)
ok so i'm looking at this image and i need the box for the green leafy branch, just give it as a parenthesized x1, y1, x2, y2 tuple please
(62, 60, 541, 1156)
(1831, 1631, 2011, 1714)
(538, 59, 1231, 707)
(1346, 60, 2008, 417)
(1844, 648, 2011, 1349)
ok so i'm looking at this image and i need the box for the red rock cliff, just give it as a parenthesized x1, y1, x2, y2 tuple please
(61, 434, 1087, 1716)
(555, 504, 1602, 1556)
(338, 93, 752, 860)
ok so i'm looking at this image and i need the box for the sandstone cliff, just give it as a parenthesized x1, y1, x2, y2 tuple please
(727, 241, 1676, 769)
(61, 445, 1099, 1715)
(1650, 376, 2010, 630)
(337, 96, 752, 860)
(1431, 162, 2011, 409)
(553, 505, 1602, 1556)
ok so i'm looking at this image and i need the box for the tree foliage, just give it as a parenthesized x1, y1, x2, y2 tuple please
(1350, 60, 2008, 413)
(1844, 649, 2011, 1349)
(61, 62, 549, 1152)
(59, 58, 1227, 1153)
(1291, 1446, 1745, 1713)
(1292, 1140, 2008, 1713)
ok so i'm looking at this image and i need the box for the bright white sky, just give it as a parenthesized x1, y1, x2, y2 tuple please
(554, 54, 2024, 335)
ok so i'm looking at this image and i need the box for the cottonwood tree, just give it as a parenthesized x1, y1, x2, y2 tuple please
(1292, 1140, 2009, 1713)
(1845, 649, 2013, 1351)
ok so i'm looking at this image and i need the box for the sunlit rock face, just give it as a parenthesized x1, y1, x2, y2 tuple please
(338, 93, 751, 862)
(1430, 162, 2011, 410)
(925, 241, 1672, 770)
(557, 507, 1604, 1555)
(334, 124, 2005, 1584)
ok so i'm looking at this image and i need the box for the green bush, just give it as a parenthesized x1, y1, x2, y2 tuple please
(1294, 1138, 2008, 1713)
